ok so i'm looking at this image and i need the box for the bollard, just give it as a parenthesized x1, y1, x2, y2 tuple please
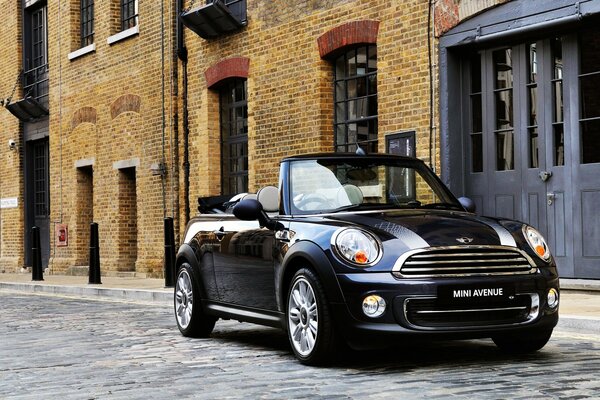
(164, 217, 175, 287)
(88, 222, 102, 284)
(31, 226, 44, 281)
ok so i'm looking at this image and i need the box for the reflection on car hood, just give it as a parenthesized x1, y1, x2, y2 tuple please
(328, 210, 517, 248)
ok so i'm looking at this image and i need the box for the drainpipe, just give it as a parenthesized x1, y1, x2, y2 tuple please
(177, 0, 191, 224)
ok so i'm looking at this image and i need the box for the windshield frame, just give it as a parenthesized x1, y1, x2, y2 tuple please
(281, 154, 462, 216)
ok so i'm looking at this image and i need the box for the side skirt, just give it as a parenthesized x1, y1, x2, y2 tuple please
(203, 300, 286, 329)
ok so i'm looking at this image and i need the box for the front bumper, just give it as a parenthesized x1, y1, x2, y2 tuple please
(332, 271, 559, 348)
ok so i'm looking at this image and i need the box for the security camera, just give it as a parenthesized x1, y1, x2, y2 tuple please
(8, 139, 16, 150)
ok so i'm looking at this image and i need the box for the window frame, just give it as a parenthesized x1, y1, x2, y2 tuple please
(80, 0, 94, 47)
(333, 45, 378, 153)
(219, 79, 249, 195)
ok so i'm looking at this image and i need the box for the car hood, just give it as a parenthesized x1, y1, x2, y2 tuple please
(327, 209, 518, 248)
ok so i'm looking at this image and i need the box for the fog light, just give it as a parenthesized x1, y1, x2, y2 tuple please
(362, 295, 386, 318)
(547, 288, 559, 309)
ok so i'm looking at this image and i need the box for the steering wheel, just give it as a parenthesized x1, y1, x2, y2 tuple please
(295, 193, 334, 211)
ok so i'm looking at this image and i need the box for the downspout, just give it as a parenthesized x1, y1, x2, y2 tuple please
(177, 0, 191, 224)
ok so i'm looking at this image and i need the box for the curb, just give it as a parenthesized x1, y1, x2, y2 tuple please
(0, 282, 171, 304)
(560, 278, 600, 292)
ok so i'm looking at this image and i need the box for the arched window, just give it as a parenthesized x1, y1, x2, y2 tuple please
(220, 79, 248, 194)
(334, 45, 378, 153)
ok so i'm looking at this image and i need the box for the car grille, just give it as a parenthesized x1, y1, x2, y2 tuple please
(403, 294, 538, 329)
(393, 246, 536, 278)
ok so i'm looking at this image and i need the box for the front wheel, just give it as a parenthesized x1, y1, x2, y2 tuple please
(174, 263, 216, 338)
(492, 328, 553, 354)
(287, 268, 338, 365)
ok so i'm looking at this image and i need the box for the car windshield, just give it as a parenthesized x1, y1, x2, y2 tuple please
(289, 158, 461, 214)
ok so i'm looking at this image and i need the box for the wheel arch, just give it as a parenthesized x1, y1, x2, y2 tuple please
(175, 243, 208, 298)
(278, 240, 345, 311)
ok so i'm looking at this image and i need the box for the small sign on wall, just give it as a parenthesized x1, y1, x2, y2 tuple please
(0, 198, 18, 209)
(56, 224, 68, 247)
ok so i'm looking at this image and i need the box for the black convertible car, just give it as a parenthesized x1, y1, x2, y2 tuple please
(174, 153, 559, 364)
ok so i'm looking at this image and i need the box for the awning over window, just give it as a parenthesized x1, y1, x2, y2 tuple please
(5, 97, 48, 122)
(180, 0, 245, 40)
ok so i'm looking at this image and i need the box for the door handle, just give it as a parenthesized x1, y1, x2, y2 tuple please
(213, 227, 226, 241)
(275, 229, 293, 242)
(547, 193, 556, 206)
(539, 171, 552, 182)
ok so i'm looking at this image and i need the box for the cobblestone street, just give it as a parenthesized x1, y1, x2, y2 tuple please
(1, 290, 599, 399)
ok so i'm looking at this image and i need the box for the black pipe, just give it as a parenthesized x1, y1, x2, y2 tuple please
(88, 222, 101, 284)
(177, 0, 190, 223)
(31, 226, 43, 281)
(163, 217, 176, 287)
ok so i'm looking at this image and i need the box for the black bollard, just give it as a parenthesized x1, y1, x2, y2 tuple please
(31, 226, 44, 281)
(164, 217, 175, 287)
(88, 222, 102, 284)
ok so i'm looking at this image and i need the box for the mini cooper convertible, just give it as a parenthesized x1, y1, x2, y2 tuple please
(174, 153, 559, 365)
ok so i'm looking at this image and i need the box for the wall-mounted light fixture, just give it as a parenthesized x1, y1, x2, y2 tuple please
(8, 139, 16, 151)
(150, 162, 166, 177)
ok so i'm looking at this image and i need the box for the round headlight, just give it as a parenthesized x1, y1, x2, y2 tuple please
(523, 226, 551, 262)
(334, 228, 381, 266)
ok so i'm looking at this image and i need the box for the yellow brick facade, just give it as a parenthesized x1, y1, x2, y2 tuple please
(1, 0, 507, 278)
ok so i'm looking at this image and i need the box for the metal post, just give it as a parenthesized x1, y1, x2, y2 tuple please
(31, 226, 43, 281)
(164, 217, 175, 287)
(88, 222, 101, 284)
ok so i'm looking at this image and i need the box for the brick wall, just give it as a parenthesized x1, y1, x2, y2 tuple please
(183, 0, 441, 203)
(0, 0, 24, 272)
(43, 0, 177, 277)
(0, 0, 510, 278)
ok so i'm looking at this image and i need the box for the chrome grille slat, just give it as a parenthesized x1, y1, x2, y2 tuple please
(394, 246, 536, 278)
(404, 257, 529, 265)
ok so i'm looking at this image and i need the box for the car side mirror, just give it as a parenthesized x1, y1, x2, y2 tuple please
(233, 199, 278, 230)
(458, 197, 476, 213)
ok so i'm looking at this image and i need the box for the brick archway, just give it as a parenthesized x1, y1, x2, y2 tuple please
(317, 20, 380, 59)
(205, 57, 250, 88)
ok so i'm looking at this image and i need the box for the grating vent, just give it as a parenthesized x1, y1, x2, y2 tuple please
(394, 246, 536, 278)
(403, 295, 535, 328)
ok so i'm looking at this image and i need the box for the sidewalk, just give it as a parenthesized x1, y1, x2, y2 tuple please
(0, 272, 599, 332)
(0, 272, 172, 304)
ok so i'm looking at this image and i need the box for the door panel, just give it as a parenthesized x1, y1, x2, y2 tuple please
(581, 190, 600, 257)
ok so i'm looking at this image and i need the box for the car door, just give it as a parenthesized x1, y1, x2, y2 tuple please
(212, 216, 278, 310)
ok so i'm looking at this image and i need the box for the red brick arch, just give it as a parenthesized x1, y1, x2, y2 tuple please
(110, 94, 141, 119)
(317, 20, 380, 59)
(205, 57, 250, 89)
(71, 107, 97, 129)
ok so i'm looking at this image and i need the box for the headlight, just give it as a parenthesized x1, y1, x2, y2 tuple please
(523, 226, 551, 262)
(333, 228, 381, 266)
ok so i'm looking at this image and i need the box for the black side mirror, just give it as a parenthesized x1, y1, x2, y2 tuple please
(458, 197, 476, 213)
(233, 199, 278, 230)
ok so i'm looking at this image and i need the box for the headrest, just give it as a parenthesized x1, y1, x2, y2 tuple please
(257, 186, 279, 212)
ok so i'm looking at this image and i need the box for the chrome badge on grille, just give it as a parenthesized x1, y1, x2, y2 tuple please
(456, 237, 474, 244)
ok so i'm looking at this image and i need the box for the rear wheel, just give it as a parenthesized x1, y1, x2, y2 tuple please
(286, 268, 338, 365)
(492, 328, 553, 353)
(174, 263, 216, 338)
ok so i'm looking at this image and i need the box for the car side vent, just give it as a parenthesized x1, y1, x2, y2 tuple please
(393, 246, 536, 278)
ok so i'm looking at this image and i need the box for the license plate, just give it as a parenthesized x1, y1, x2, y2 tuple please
(438, 283, 515, 305)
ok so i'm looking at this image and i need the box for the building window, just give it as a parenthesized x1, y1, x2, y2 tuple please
(579, 27, 600, 164)
(552, 37, 564, 166)
(469, 53, 483, 172)
(121, 0, 138, 31)
(493, 48, 514, 171)
(220, 79, 248, 194)
(80, 0, 94, 47)
(24, 4, 49, 106)
(334, 45, 378, 153)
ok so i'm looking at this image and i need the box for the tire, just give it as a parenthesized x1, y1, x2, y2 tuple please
(492, 328, 553, 354)
(174, 263, 216, 338)
(286, 268, 338, 365)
